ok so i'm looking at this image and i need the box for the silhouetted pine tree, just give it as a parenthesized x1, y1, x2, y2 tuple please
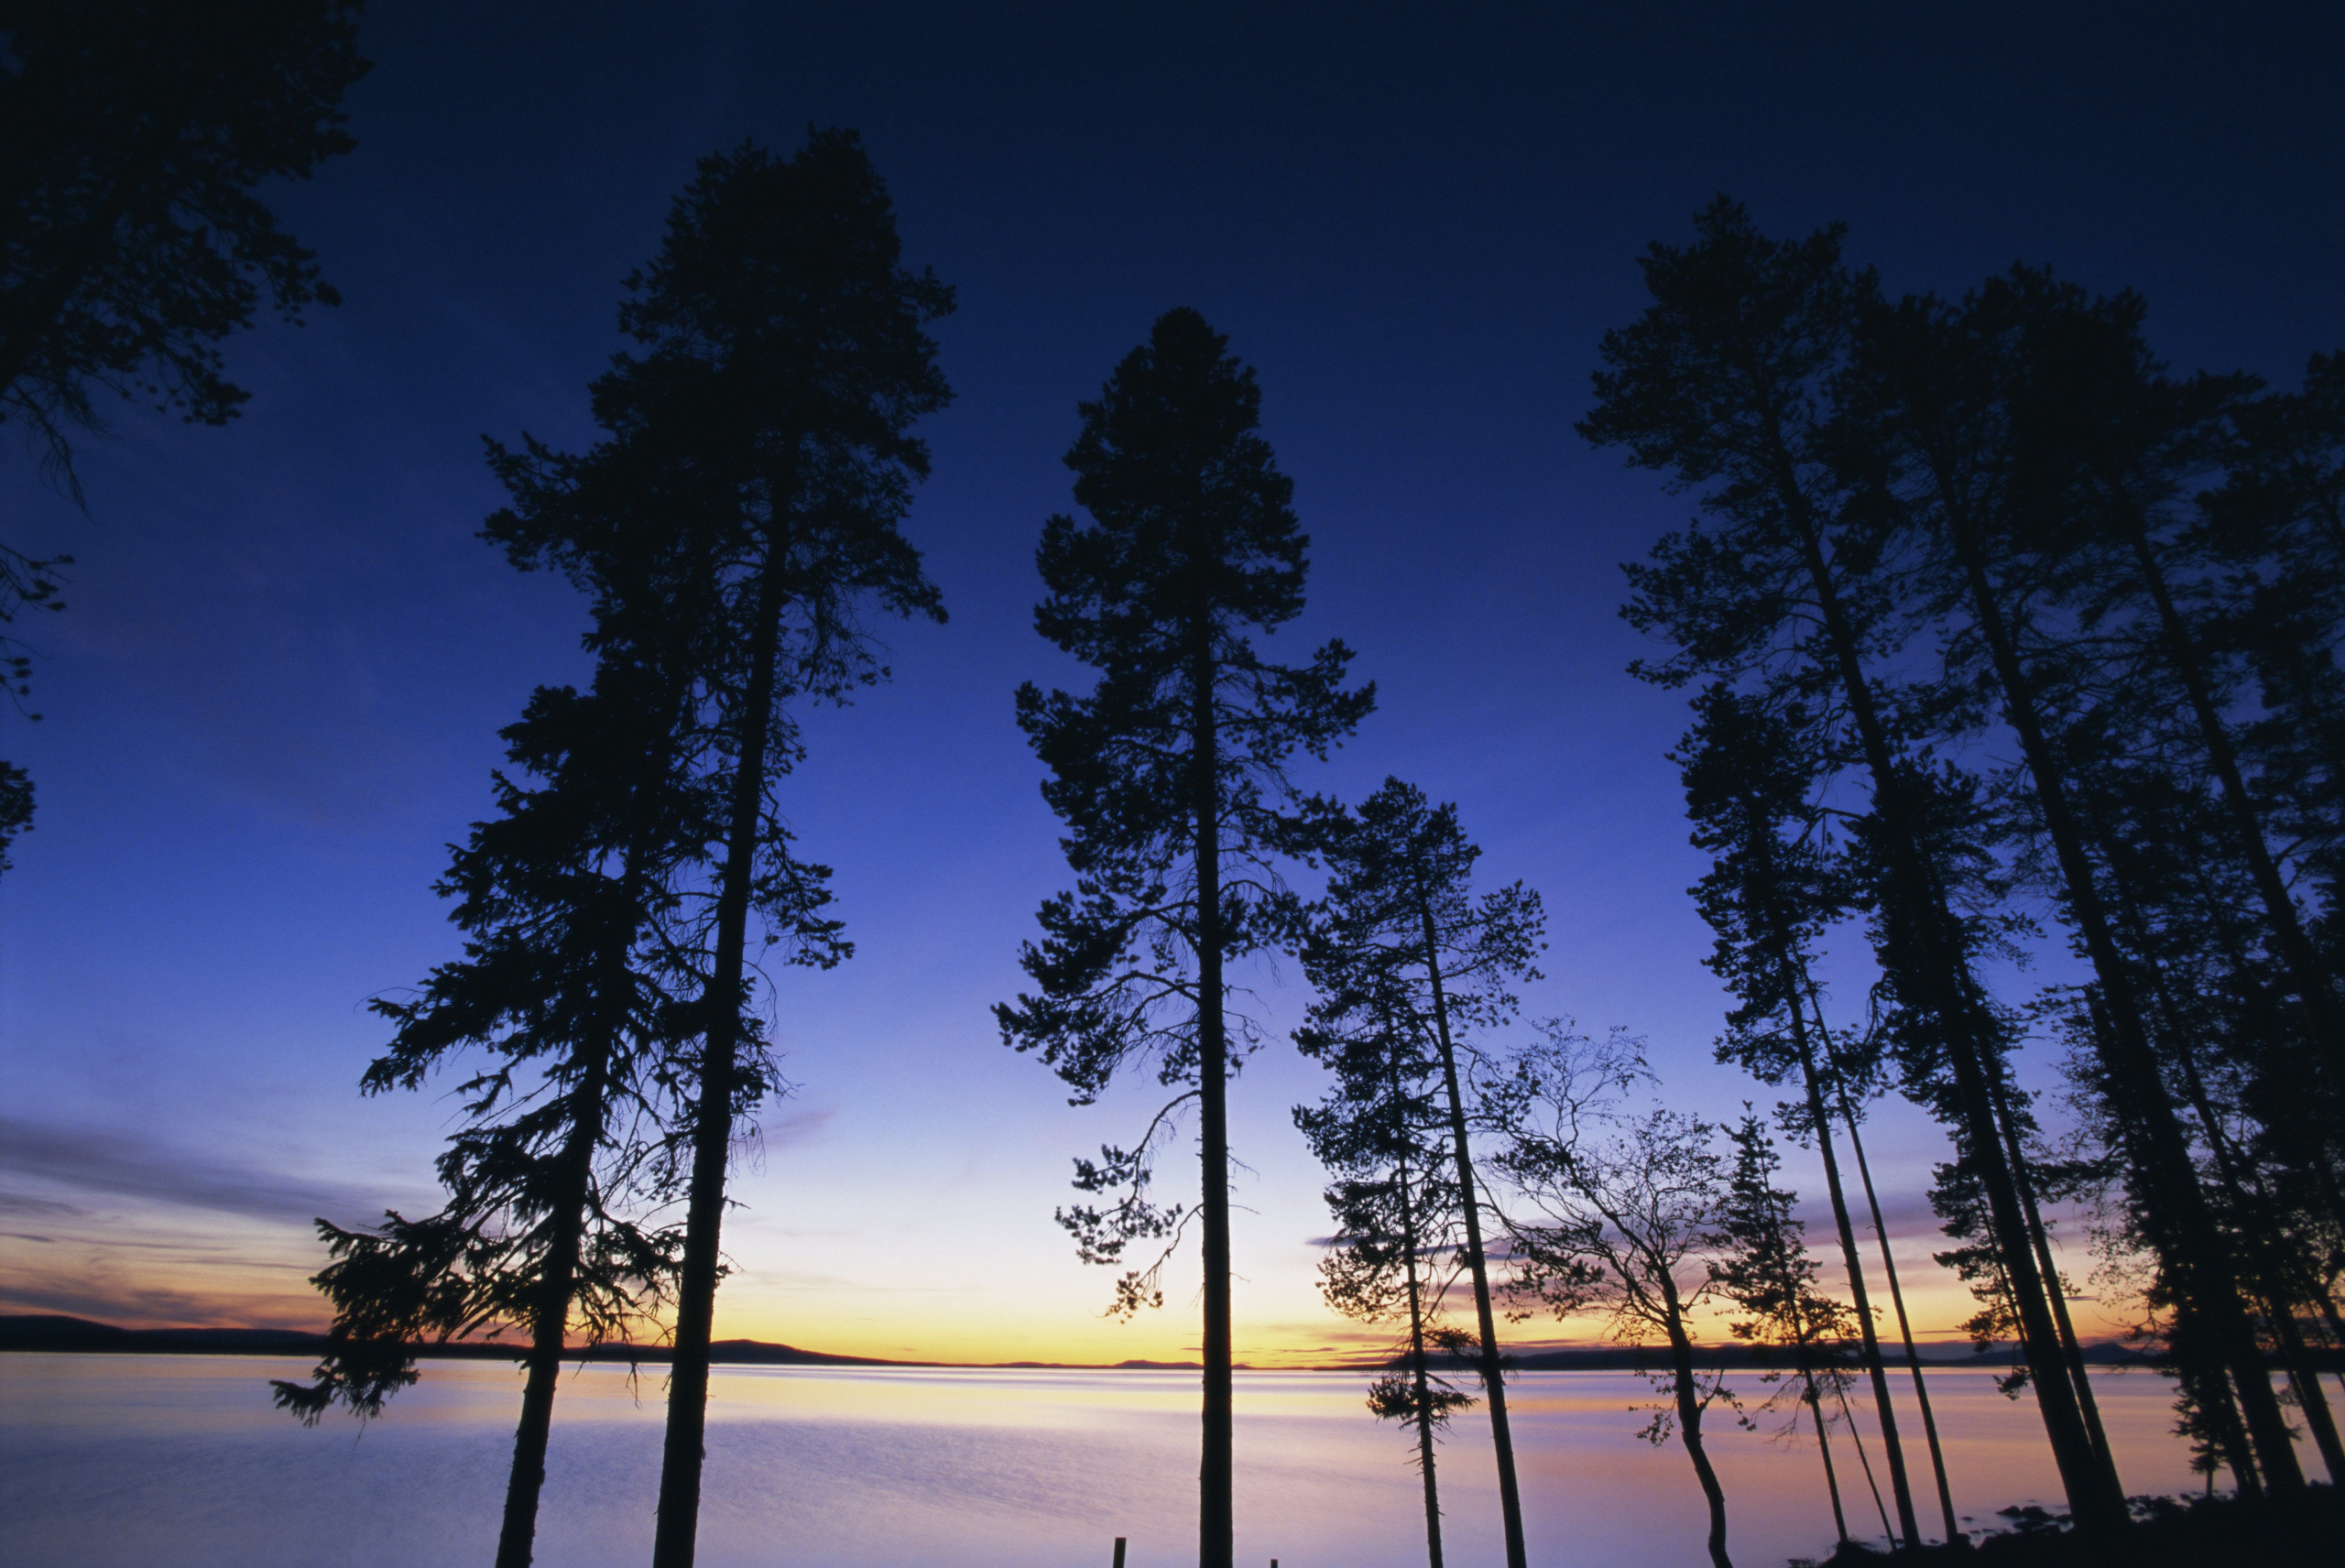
(1711, 1112, 1862, 1550)
(1838, 270, 2308, 1493)
(1675, 688, 1958, 1544)
(549, 133, 955, 1568)
(271, 663, 716, 1568)
(1292, 986, 1472, 1568)
(1582, 201, 2126, 1530)
(997, 307, 1369, 1568)
(1292, 778, 1540, 1568)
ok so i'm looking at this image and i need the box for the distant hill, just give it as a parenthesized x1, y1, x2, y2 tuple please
(0, 1314, 903, 1366)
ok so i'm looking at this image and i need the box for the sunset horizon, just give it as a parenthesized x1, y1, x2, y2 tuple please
(5, 5, 2340, 1568)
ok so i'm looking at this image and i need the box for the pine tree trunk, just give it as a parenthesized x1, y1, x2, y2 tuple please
(1786, 1006, 1921, 1547)
(1394, 1123, 1445, 1568)
(1805, 1373, 1851, 1546)
(499, 805, 655, 1568)
(1662, 1282, 1733, 1568)
(1939, 514, 2305, 1495)
(1760, 452, 2128, 1529)
(2198, 1365, 2263, 1500)
(1837, 1379, 1899, 1543)
(1193, 639, 1235, 1568)
(496, 1063, 607, 1568)
(1985, 1069, 2118, 1478)
(2277, 1317, 2345, 1485)
(1768, 1129, 1849, 1548)
(652, 538, 791, 1568)
(1418, 899, 1528, 1568)
(1833, 1075, 1961, 1544)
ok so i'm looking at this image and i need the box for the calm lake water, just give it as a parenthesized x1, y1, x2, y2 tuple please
(0, 1353, 2256, 1567)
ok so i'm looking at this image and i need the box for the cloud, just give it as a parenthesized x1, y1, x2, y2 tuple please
(0, 1192, 82, 1219)
(0, 1116, 422, 1227)
(0, 1266, 324, 1332)
(757, 1108, 835, 1147)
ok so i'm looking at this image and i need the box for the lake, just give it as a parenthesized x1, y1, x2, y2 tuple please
(0, 1354, 2253, 1566)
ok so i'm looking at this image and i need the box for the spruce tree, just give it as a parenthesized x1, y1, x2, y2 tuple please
(998, 307, 1369, 1568)
(272, 312, 857, 1564)
(271, 668, 715, 1568)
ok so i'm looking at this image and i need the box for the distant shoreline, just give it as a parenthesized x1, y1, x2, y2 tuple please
(1, 1312, 2213, 1373)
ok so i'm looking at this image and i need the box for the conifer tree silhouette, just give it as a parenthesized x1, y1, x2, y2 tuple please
(1292, 779, 1538, 1568)
(587, 134, 952, 1568)
(271, 659, 718, 1568)
(1711, 1112, 1864, 1550)
(1840, 273, 2308, 1494)
(1582, 201, 2122, 1531)
(1676, 687, 1962, 1543)
(273, 319, 848, 1568)
(998, 307, 1369, 1568)
(1293, 984, 1472, 1568)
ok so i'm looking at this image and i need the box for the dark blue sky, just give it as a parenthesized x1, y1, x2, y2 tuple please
(3, 0, 2340, 1353)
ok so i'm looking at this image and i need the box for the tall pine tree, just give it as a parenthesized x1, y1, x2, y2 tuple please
(998, 307, 1369, 1568)
(582, 133, 955, 1568)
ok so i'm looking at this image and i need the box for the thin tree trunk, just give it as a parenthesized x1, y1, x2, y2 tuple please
(1837, 1377, 1898, 1544)
(1193, 638, 1234, 1568)
(1393, 1112, 1445, 1568)
(1805, 1372, 1850, 1546)
(651, 539, 791, 1568)
(1831, 1071, 1961, 1545)
(502, 795, 671, 1568)
(2198, 1364, 2263, 1500)
(1983, 1068, 2120, 1485)
(1764, 1106, 1849, 1548)
(1755, 430, 2121, 1526)
(1938, 508, 2305, 1495)
(1662, 1281, 1733, 1568)
(496, 1047, 611, 1568)
(1418, 898, 1528, 1568)
(1786, 999, 1921, 1547)
(2276, 1314, 2345, 1485)
(2153, 968, 2345, 1488)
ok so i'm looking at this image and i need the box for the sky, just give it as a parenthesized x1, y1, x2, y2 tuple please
(3, 0, 2341, 1367)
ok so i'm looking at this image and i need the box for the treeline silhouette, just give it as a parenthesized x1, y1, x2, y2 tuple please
(5, 10, 2340, 1568)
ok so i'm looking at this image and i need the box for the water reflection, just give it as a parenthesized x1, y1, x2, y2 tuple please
(0, 1355, 2257, 1566)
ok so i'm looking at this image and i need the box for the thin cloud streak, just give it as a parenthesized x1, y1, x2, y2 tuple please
(0, 1116, 423, 1227)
